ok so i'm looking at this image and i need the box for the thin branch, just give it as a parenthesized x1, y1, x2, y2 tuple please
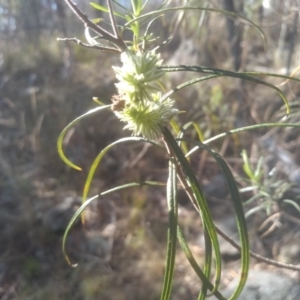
(106, 0, 123, 42)
(57, 37, 121, 54)
(216, 225, 300, 271)
(63, 0, 126, 50)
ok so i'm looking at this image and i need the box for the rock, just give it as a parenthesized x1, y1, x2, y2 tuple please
(211, 270, 300, 300)
(277, 238, 300, 264)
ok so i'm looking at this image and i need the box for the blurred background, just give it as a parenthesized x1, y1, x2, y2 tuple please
(1, 0, 300, 299)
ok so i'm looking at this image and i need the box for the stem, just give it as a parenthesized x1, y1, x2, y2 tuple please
(63, 0, 126, 50)
(57, 37, 121, 54)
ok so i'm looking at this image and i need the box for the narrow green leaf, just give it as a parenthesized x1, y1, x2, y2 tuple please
(142, 15, 163, 50)
(57, 105, 111, 171)
(159, 65, 291, 115)
(83, 137, 163, 205)
(183, 122, 205, 142)
(161, 74, 222, 102)
(63, 181, 165, 265)
(181, 138, 250, 300)
(177, 227, 226, 300)
(254, 157, 264, 181)
(90, 2, 125, 18)
(169, 119, 190, 158)
(245, 205, 266, 219)
(141, 0, 150, 11)
(243, 192, 263, 206)
(198, 229, 212, 300)
(187, 123, 300, 157)
(175, 122, 213, 299)
(241, 150, 256, 181)
(243, 71, 300, 83)
(160, 157, 178, 300)
(162, 127, 222, 294)
(125, 6, 267, 50)
(283, 199, 300, 213)
(131, 0, 143, 16)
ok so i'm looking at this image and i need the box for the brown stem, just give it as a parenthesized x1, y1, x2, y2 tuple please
(57, 37, 121, 54)
(63, 0, 126, 50)
(106, 0, 123, 42)
(215, 225, 300, 271)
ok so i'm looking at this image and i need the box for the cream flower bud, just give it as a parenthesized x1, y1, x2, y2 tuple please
(115, 96, 178, 140)
(112, 50, 165, 105)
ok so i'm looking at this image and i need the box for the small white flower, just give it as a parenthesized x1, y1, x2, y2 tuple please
(115, 96, 178, 140)
(113, 50, 165, 105)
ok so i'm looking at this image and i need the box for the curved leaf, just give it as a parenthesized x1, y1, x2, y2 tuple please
(160, 157, 178, 300)
(162, 127, 222, 293)
(181, 138, 250, 300)
(90, 2, 125, 18)
(243, 71, 300, 84)
(198, 228, 212, 300)
(187, 123, 300, 157)
(177, 227, 226, 300)
(175, 123, 212, 299)
(161, 74, 221, 101)
(159, 65, 291, 115)
(83, 137, 163, 206)
(63, 181, 165, 265)
(57, 105, 111, 171)
(125, 7, 267, 50)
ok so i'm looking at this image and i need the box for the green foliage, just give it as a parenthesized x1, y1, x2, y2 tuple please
(241, 150, 300, 219)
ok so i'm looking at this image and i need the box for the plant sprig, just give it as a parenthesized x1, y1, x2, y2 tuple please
(58, 1, 300, 299)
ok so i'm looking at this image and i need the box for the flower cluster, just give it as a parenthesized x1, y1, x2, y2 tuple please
(112, 50, 178, 140)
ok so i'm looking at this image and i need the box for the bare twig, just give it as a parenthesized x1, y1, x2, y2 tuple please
(63, 0, 126, 50)
(216, 225, 300, 271)
(106, 0, 122, 40)
(258, 212, 281, 238)
(57, 37, 121, 54)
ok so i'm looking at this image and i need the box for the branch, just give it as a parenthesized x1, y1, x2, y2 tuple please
(63, 0, 126, 50)
(57, 37, 121, 54)
(106, 0, 121, 40)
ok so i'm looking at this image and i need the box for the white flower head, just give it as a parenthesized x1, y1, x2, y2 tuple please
(113, 50, 165, 105)
(115, 96, 178, 140)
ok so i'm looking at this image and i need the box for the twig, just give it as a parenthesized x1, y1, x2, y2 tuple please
(215, 225, 300, 271)
(258, 212, 281, 238)
(63, 0, 126, 50)
(106, 0, 122, 41)
(57, 37, 121, 54)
